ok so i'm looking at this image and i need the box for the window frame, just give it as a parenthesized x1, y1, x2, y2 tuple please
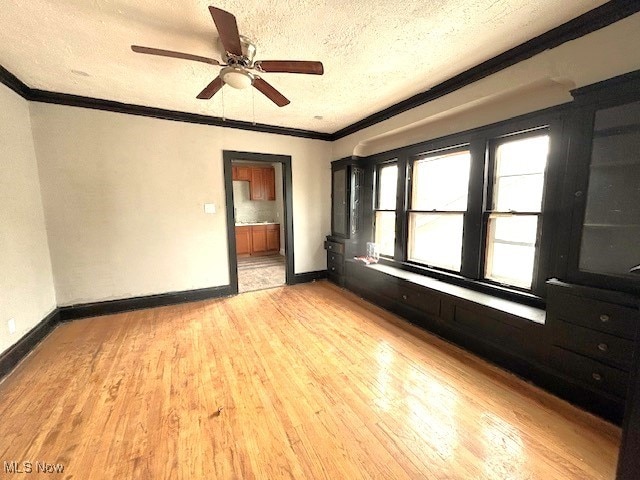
(373, 159, 399, 258)
(363, 109, 567, 305)
(481, 127, 551, 293)
(405, 144, 472, 273)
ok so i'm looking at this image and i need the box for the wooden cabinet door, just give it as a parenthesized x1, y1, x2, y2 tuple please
(235, 226, 251, 256)
(232, 166, 238, 180)
(237, 166, 251, 181)
(251, 225, 268, 253)
(267, 224, 280, 252)
(250, 168, 264, 200)
(264, 167, 276, 200)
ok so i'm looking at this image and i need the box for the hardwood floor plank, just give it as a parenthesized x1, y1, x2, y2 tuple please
(0, 281, 620, 479)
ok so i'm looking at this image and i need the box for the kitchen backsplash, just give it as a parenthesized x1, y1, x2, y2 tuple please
(233, 181, 277, 223)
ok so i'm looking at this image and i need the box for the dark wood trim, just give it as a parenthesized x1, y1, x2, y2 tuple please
(58, 285, 232, 321)
(331, 1, 640, 140)
(291, 270, 328, 284)
(5, 3, 639, 143)
(28, 89, 331, 140)
(0, 308, 60, 380)
(223, 150, 295, 294)
(0, 65, 30, 98)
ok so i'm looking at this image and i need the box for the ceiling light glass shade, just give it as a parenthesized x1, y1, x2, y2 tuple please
(220, 67, 254, 89)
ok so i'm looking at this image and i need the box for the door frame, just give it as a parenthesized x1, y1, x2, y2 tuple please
(223, 150, 295, 294)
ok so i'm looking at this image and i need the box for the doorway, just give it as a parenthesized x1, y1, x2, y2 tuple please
(223, 151, 294, 295)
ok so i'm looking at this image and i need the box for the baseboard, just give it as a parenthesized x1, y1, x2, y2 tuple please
(59, 284, 233, 321)
(292, 270, 328, 284)
(0, 308, 60, 380)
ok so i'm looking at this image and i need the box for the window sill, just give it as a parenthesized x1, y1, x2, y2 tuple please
(364, 261, 546, 325)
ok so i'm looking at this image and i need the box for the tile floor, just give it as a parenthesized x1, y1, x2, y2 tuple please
(237, 254, 286, 293)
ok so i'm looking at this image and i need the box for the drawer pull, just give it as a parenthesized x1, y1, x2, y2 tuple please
(600, 314, 610, 322)
(592, 372, 603, 381)
(402, 294, 407, 300)
(330, 266, 335, 272)
(597, 343, 608, 352)
(328, 245, 333, 250)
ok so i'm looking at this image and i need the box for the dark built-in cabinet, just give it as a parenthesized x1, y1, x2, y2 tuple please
(325, 71, 640, 424)
(566, 85, 640, 294)
(326, 158, 365, 286)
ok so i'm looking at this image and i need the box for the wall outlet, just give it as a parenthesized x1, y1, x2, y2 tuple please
(7, 318, 16, 335)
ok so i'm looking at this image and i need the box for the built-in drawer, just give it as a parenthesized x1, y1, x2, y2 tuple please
(327, 251, 343, 266)
(550, 346, 629, 399)
(553, 319, 634, 370)
(350, 264, 399, 298)
(324, 240, 345, 255)
(453, 305, 523, 350)
(327, 255, 344, 276)
(548, 291, 638, 339)
(395, 281, 441, 317)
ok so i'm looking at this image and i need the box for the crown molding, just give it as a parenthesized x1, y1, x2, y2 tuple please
(2, 1, 638, 142)
(330, 0, 640, 140)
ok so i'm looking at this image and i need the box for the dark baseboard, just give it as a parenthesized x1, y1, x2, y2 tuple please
(0, 308, 60, 380)
(59, 285, 233, 321)
(292, 270, 328, 285)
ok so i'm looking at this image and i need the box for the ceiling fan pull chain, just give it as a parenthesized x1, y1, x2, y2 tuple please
(221, 84, 226, 121)
(252, 87, 256, 125)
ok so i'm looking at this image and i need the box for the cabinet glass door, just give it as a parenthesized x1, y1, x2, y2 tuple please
(579, 100, 640, 278)
(332, 166, 348, 237)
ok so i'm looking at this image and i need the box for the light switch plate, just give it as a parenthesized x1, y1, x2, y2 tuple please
(8, 318, 16, 335)
(204, 203, 216, 214)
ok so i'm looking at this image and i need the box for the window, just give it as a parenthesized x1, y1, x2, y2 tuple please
(484, 133, 550, 289)
(408, 150, 471, 271)
(374, 162, 398, 257)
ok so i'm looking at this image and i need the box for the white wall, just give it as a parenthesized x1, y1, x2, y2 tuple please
(332, 12, 640, 158)
(0, 84, 56, 355)
(30, 104, 331, 306)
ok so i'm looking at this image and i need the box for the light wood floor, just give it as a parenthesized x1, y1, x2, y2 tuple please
(0, 281, 620, 479)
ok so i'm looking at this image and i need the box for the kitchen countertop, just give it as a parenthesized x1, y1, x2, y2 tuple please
(235, 222, 279, 226)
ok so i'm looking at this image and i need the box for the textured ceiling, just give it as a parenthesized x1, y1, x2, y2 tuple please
(0, 0, 607, 133)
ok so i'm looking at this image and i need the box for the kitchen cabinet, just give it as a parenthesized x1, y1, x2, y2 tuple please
(235, 226, 251, 256)
(235, 224, 280, 256)
(232, 165, 275, 201)
(251, 224, 268, 253)
(266, 224, 280, 251)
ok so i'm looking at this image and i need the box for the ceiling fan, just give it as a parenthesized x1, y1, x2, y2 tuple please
(131, 6, 324, 107)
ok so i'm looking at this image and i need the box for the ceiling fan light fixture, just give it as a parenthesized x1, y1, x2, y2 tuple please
(220, 66, 254, 89)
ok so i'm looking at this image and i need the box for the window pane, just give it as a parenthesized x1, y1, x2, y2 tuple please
(377, 164, 398, 210)
(493, 135, 549, 212)
(375, 211, 396, 257)
(408, 213, 464, 271)
(485, 215, 538, 289)
(412, 151, 471, 210)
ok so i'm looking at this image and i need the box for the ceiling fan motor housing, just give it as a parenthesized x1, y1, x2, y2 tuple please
(221, 35, 256, 67)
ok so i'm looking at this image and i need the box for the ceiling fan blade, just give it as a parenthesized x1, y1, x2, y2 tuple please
(131, 45, 220, 66)
(256, 60, 324, 75)
(196, 76, 224, 99)
(253, 77, 290, 107)
(209, 7, 242, 56)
